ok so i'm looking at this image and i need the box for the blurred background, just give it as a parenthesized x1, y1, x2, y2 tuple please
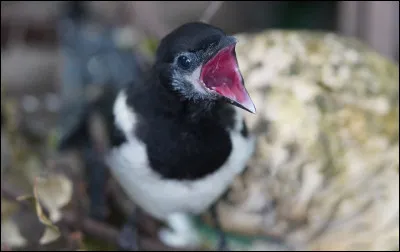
(2, 1, 399, 99)
(1, 1, 398, 124)
(1, 1, 399, 251)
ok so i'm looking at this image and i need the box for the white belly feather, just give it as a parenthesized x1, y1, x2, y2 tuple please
(106, 91, 255, 221)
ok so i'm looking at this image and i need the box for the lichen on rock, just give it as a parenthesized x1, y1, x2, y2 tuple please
(197, 30, 399, 251)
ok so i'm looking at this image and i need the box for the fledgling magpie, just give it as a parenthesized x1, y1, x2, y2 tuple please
(59, 21, 256, 250)
(106, 22, 257, 250)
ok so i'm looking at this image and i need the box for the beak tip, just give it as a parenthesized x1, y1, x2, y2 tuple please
(247, 103, 257, 114)
(243, 97, 256, 114)
(236, 98, 256, 114)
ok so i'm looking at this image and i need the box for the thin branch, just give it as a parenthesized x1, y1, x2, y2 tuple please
(1, 181, 203, 251)
(199, 1, 225, 24)
(61, 212, 184, 251)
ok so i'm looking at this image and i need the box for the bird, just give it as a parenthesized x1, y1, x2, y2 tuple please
(58, 21, 257, 250)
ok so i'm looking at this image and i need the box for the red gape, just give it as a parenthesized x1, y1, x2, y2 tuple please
(201, 44, 255, 113)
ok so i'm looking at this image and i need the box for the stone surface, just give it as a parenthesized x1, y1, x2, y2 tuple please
(196, 30, 399, 251)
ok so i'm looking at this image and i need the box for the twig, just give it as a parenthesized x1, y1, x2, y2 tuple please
(1, 181, 203, 251)
(199, 1, 225, 24)
(62, 212, 196, 251)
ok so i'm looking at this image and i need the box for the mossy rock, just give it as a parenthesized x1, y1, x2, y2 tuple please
(195, 30, 399, 251)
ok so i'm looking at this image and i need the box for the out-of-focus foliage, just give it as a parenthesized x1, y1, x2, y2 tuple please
(1, 88, 78, 249)
(138, 37, 159, 62)
(1, 166, 72, 248)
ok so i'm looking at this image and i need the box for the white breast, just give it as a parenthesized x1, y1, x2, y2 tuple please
(106, 91, 255, 221)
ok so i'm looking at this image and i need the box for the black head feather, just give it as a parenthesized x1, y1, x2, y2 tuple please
(156, 22, 225, 64)
(152, 22, 241, 106)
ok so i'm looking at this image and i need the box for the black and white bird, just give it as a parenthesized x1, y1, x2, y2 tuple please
(59, 22, 256, 250)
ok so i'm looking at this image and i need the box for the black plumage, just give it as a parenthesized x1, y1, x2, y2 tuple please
(59, 22, 256, 250)
(110, 22, 253, 180)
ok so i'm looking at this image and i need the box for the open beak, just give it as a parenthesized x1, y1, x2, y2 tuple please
(200, 40, 256, 114)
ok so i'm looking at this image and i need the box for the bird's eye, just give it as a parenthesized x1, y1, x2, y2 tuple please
(177, 55, 192, 70)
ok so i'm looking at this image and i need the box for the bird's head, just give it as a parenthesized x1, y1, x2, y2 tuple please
(154, 22, 256, 114)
